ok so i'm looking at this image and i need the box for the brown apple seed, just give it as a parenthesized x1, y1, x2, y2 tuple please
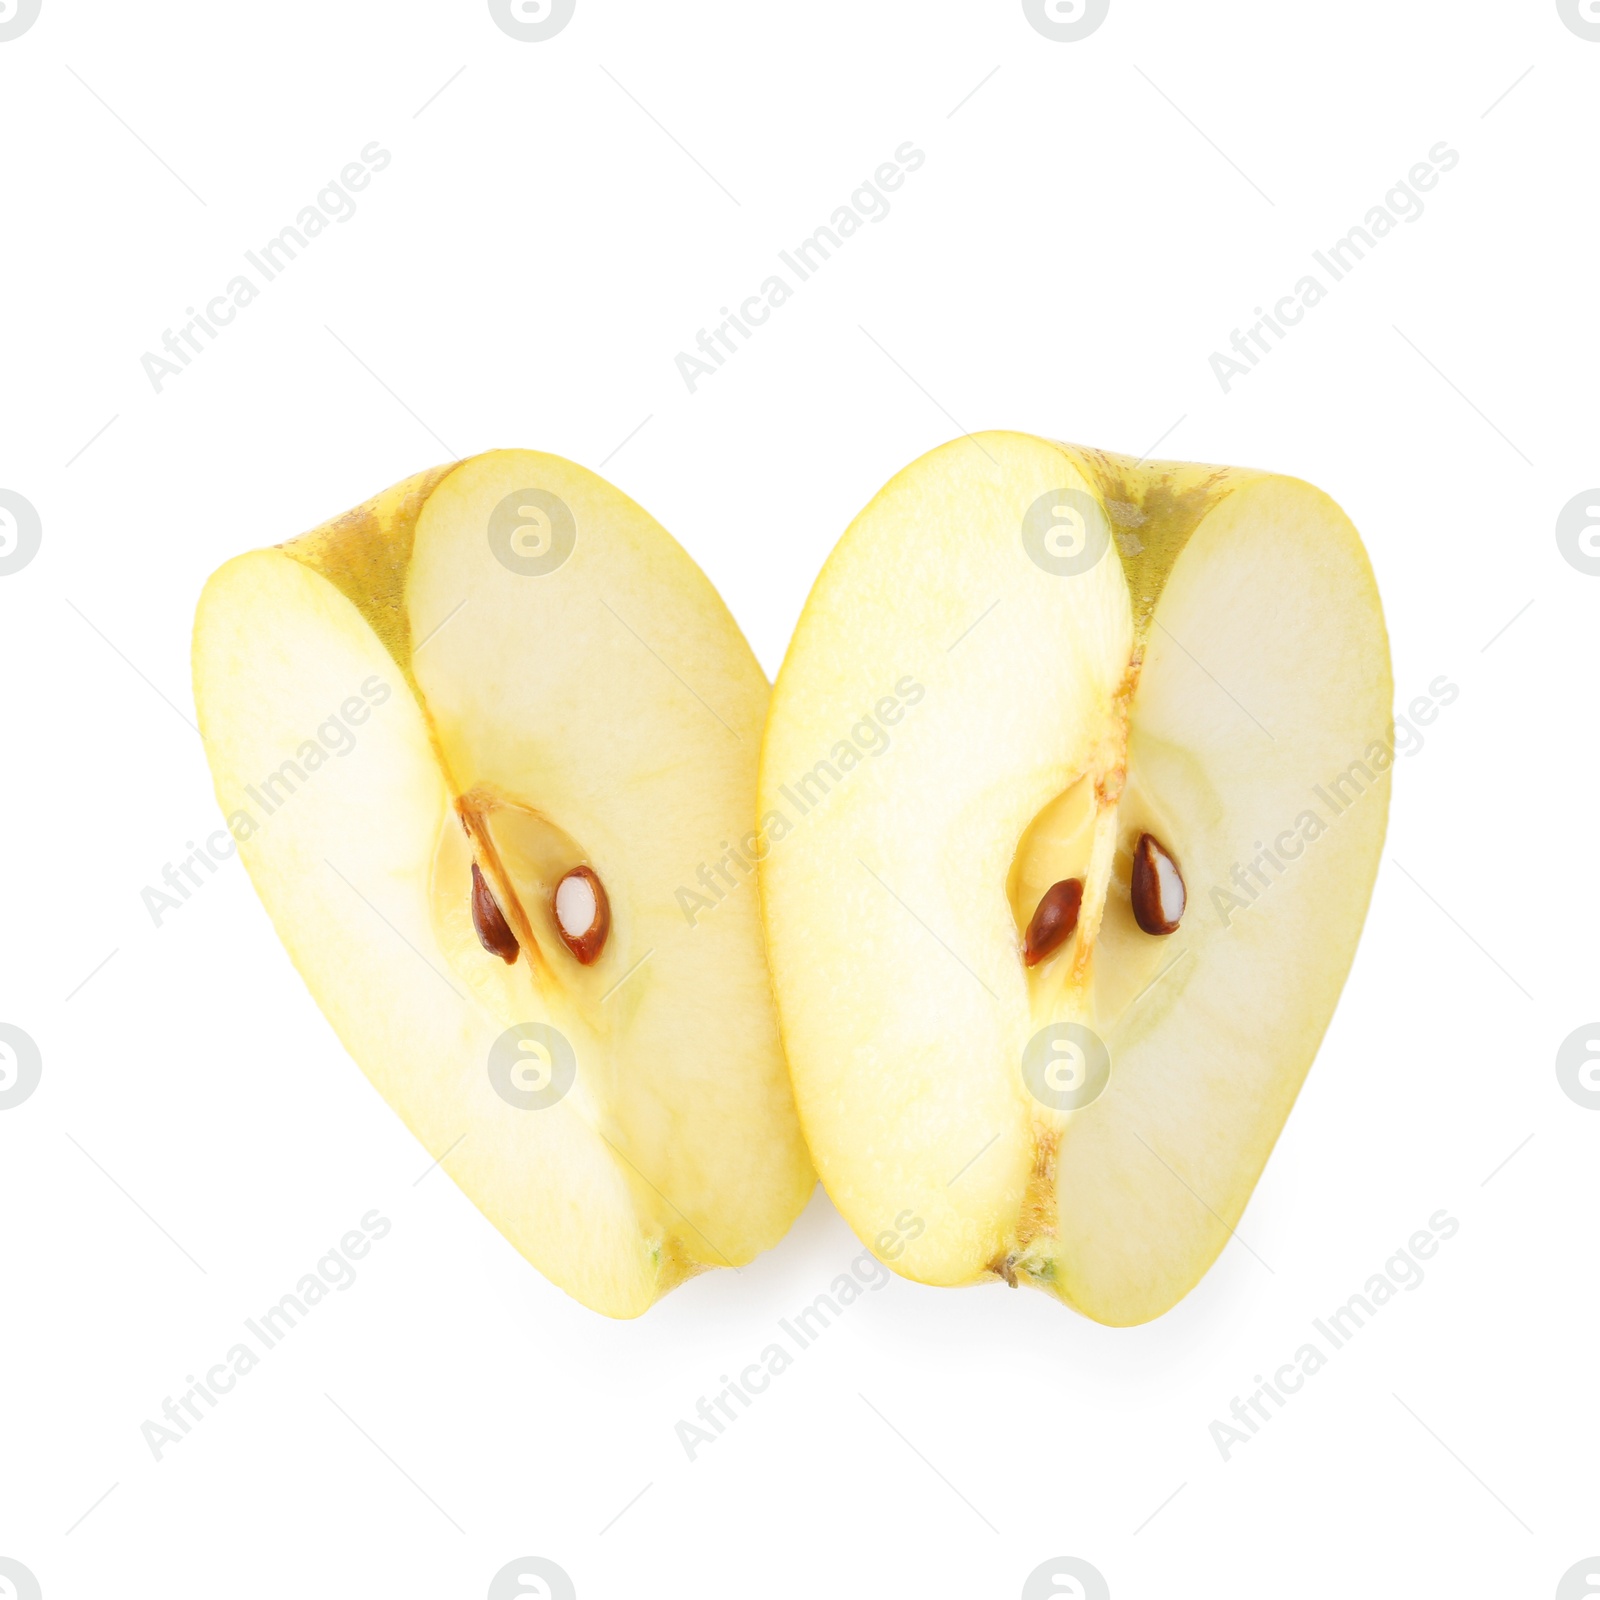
(1131, 832, 1185, 935)
(554, 865, 610, 965)
(1024, 878, 1084, 967)
(471, 862, 520, 964)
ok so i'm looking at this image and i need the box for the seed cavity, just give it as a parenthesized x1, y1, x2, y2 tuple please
(1131, 832, 1185, 935)
(554, 865, 610, 965)
(471, 862, 520, 963)
(1024, 878, 1084, 967)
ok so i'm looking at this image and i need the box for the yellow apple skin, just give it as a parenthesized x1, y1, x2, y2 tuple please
(195, 452, 814, 1318)
(760, 434, 1391, 1326)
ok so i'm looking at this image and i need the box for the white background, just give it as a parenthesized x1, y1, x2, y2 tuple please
(2, 2, 1597, 1596)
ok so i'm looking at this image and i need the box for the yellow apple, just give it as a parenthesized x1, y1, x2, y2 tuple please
(760, 434, 1391, 1325)
(194, 452, 813, 1317)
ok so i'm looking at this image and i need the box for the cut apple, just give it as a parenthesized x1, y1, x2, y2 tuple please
(194, 452, 813, 1317)
(760, 434, 1391, 1325)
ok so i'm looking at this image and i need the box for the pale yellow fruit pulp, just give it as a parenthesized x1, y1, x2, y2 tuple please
(760, 434, 1391, 1325)
(194, 452, 814, 1318)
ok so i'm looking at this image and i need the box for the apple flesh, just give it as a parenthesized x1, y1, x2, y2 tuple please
(760, 434, 1391, 1325)
(194, 452, 813, 1317)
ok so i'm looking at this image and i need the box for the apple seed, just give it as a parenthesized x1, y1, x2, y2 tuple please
(555, 865, 610, 965)
(471, 863, 520, 963)
(1131, 833, 1185, 935)
(1024, 878, 1084, 967)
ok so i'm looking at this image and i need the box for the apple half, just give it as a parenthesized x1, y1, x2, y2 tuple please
(194, 452, 813, 1317)
(760, 434, 1391, 1325)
